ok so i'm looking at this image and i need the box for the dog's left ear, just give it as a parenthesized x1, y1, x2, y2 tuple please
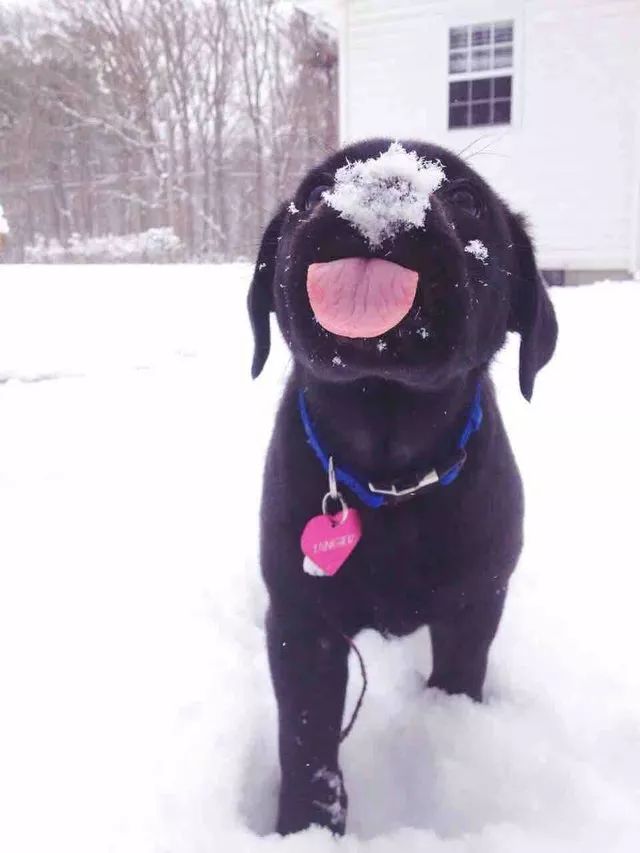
(247, 206, 286, 379)
(508, 213, 558, 401)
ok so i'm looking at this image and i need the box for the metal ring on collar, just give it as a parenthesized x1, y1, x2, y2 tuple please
(322, 491, 348, 524)
(327, 455, 338, 500)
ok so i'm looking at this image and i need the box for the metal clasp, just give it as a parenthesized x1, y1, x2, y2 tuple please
(368, 468, 439, 498)
(322, 456, 348, 524)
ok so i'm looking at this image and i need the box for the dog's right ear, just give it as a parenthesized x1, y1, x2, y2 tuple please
(507, 213, 558, 401)
(247, 206, 286, 378)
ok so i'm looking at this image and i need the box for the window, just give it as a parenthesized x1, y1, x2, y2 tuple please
(448, 21, 513, 129)
(449, 76, 512, 129)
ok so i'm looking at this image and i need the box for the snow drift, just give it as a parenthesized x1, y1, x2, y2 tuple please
(0, 265, 638, 853)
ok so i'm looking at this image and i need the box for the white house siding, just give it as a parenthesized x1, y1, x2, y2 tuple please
(334, 0, 640, 273)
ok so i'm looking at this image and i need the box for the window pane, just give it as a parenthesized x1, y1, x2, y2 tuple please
(493, 100, 512, 124)
(494, 21, 513, 43)
(471, 25, 491, 45)
(449, 80, 470, 103)
(449, 50, 468, 73)
(471, 78, 491, 100)
(494, 45, 513, 68)
(471, 48, 491, 71)
(494, 75, 512, 97)
(450, 26, 468, 49)
(449, 104, 469, 128)
(471, 102, 491, 125)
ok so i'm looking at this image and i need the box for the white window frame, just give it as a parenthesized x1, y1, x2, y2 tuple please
(449, 20, 514, 77)
(447, 18, 516, 131)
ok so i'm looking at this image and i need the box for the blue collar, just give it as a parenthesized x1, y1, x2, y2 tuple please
(297, 384, 483, 509)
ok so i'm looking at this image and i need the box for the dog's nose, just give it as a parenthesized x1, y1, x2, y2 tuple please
(323, 142, 445, 248)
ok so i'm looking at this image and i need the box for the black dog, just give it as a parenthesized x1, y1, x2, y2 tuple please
(248, 139, 557, 836)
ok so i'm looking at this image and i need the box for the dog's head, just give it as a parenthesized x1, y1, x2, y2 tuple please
(248, 139, 557, 400)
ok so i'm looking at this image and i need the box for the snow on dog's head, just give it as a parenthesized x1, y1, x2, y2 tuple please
(322, 142, 445, 247)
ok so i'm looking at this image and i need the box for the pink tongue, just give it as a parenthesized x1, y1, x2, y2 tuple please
(307, 258, 419, 339)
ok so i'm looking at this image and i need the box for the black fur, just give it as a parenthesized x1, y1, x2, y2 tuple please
(248, 139, 557, 836)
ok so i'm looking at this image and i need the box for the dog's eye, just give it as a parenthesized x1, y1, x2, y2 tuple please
(305, 185, 331, 211)
(448, 186, 482, 218)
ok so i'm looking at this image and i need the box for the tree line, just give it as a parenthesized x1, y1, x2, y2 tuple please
(0, 0, 337, 262)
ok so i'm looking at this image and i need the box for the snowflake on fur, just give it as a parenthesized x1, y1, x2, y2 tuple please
(464, 239, 489, 264)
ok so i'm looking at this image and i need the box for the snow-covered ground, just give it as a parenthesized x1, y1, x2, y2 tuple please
(0, 265, 639, 853)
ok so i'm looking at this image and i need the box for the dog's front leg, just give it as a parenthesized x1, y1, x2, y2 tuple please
(428, 589, 506, 701)
(266, 607, 349, 836)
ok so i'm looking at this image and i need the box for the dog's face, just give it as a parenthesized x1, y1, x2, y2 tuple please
(249, 139, 557, 399)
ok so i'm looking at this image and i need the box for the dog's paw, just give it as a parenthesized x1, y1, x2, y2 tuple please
(310, 767, 347, 832)
(277, 767, 348, 836)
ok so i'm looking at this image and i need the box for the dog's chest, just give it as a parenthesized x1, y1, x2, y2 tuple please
(322, 498, 478, 635)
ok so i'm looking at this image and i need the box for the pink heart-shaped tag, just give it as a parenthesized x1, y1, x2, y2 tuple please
(300, 508, 362, 577)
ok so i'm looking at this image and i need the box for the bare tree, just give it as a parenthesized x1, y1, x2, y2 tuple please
(0, 0, 337, 262)
(236, 0, 276, 244)
(199, 0, 236, 257)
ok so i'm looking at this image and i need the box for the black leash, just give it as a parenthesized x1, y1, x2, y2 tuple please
(339, 632, 368, 743)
